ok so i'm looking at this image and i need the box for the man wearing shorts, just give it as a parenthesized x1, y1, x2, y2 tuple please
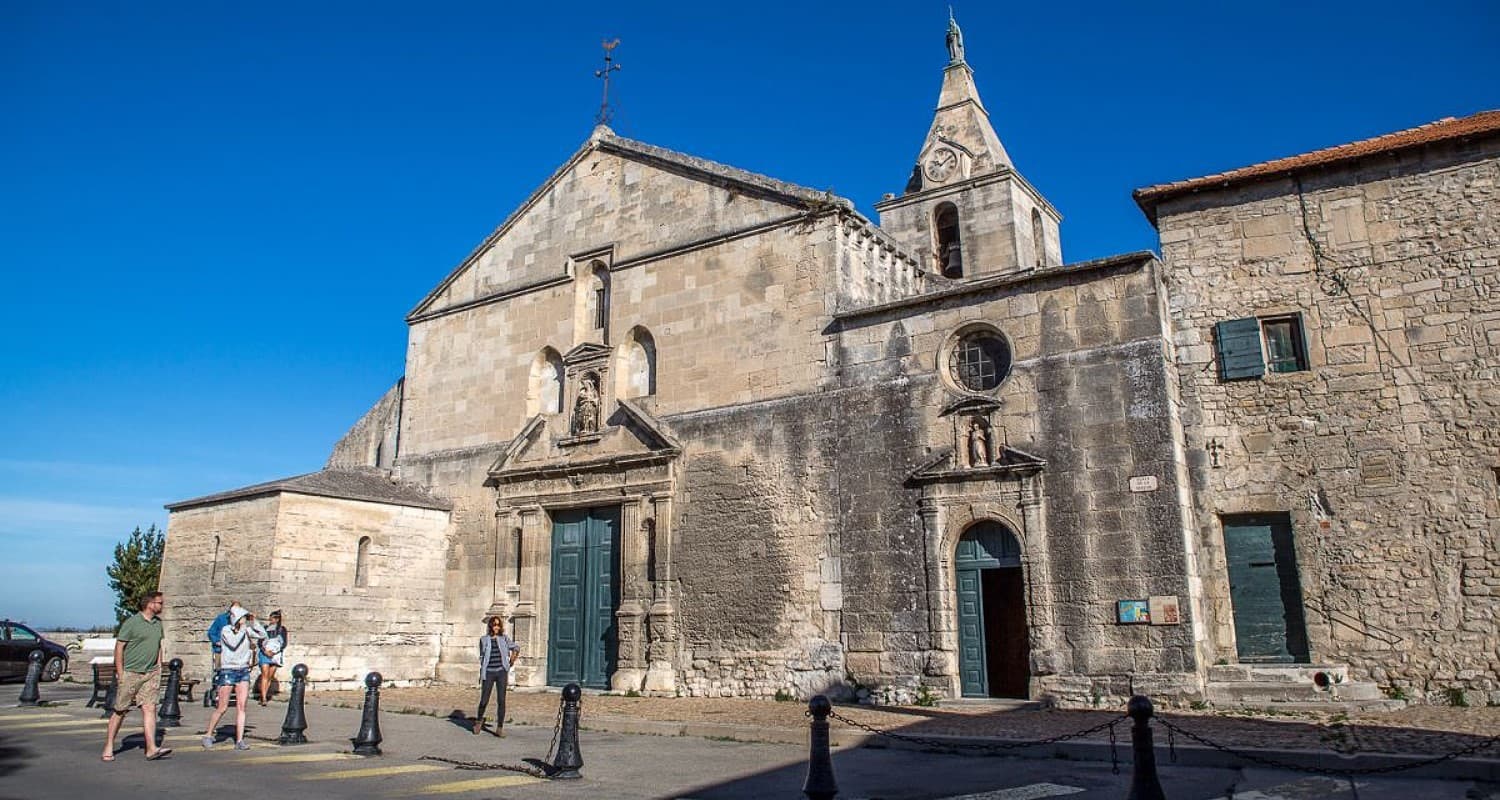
(102, 591, 171, 761)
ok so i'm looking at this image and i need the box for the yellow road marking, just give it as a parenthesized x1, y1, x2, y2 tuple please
(0, 712, 72, 721)
(412, 775, 542, 794)
(0, 718, 104, 729)
(301, 764, 446, 780)
(236, 752, 362, 764)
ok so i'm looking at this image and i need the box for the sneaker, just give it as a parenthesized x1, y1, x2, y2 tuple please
(234, 740, 251, 751)
(201, 736, 214, 750)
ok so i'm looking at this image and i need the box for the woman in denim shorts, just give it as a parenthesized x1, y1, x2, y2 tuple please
(203, 607, 264, 750)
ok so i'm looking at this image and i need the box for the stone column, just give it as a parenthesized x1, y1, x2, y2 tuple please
(510, 506, 543, 687)
(644, 494, 678, 693)
(918, 496, 957, 695)
(488, 506, 515, 620)
(1017, 474, 1061, 683)
(612, 498, 647, 692)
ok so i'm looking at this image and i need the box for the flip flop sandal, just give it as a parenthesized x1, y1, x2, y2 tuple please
(101, 754, 116, 762)
(146, 748, 173, 761)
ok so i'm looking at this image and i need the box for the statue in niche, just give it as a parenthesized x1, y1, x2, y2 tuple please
(967, 419, 991, 467)
(572, 373, 601, 436)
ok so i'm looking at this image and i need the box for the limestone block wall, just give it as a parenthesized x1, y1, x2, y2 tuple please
(1155, 136, 1500, 701)
(268, 493, 449, 687)
(665, 399, 842, 699)
(327, 379, 402, 469)
(830, 256, 1201, 705)
(158, 493, 450, 689)
(159, 497, 280, 683)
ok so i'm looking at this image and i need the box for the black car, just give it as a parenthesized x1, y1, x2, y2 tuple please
(0, 620, 69, 682)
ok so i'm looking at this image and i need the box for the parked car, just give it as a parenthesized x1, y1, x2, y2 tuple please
(0, 620, 69, 682)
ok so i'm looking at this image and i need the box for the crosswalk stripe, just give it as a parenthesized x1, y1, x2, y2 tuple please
(301, 764, 446, 780)
(0, 718, 105, 729)
(411, 775, 542, 794)
(236, 752, 362, 764)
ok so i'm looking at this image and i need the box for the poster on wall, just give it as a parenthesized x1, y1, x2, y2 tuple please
(1116, 599, 1151, 625)
(1149, 595, 1181, 625)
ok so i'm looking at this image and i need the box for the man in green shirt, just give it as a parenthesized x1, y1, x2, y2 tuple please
(102, 591, 172, 761)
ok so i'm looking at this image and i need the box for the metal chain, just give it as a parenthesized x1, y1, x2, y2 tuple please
(542, 694, 569, 765)
(1157, 717, 1500, 777)
(1108, 718, 1119, 775)
(827, 709, 1126, 755)
(1166, 721, 1176, 763)
(418, 754, 548, 778)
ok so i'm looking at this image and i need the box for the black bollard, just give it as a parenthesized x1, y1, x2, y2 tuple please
(18, 650, 43, 706)
(1126, 695, 1166, 800)
(549, 683, 583, 780)
(351, 672, 383, 756)
(802, 695, 838, 800)
(279, 664, 310, 745)
(159, 658, 183, 727)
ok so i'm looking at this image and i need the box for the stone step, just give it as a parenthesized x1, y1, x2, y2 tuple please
(1206, 663, 1350, 684)
(1205, 680, 1386, 705)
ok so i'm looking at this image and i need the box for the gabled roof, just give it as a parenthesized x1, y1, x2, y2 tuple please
(1134, 110, 1500, 223)
(165, 468, 452, 512)
(407, 126, 851, 322)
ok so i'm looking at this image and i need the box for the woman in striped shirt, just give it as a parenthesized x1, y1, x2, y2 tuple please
(475, 615, 521, 737)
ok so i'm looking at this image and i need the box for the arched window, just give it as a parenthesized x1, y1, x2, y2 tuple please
(616, 326, 657, 399)
(934, 202, 962, 278)
(1031, 208, 1046, 268)
(210, 535, 222, 587)
(590, 262, 611, 343)
(528, 347, 565, 416)
(355, 536, 371, 588)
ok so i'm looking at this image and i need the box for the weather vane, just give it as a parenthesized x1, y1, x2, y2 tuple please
(594, 38, 621, 126)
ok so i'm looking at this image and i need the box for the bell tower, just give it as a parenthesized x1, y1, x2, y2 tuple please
(877, 14, 1062, 280)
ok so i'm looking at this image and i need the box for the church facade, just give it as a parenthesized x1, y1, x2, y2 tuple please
(159, 21, 1499, 706)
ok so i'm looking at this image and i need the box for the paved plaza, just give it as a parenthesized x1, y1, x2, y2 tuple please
(2, 682, 1495, 799)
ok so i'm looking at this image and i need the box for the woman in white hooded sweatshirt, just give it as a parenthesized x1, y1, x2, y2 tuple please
(203, 607, 265, 750)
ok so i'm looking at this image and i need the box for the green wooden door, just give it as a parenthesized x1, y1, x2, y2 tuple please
(955, 523, 1022, 698)
(548, 508, 619, 688)
(1223, 515, 1310, 663)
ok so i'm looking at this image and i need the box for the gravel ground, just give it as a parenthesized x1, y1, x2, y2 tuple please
(307, 685, 1500, 758)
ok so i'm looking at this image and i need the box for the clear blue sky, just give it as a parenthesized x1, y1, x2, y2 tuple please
(3, 2, 1496, 628)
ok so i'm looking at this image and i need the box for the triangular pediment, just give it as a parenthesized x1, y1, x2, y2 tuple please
(409, 128, 849, 322)
(563, 342, 613, 365)
(487, 400, 681, 483)
(907, 444, 1045, 485)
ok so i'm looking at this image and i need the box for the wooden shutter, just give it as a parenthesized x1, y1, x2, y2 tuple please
(1215, 317, 1265, 381)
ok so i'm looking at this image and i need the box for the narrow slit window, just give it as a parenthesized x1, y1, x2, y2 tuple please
(355, 536, 371, 588)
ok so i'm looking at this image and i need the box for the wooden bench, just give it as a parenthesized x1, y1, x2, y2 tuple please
(87, 662, 115, 708)
(160, 665, 199, 703)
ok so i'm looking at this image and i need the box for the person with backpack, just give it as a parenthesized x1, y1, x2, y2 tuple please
(203, 607, 264, 750)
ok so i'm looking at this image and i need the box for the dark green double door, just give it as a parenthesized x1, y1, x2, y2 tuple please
(1222, 514, 1309, 663)
(956, 523, 1030, 698)
(547, 508, 619, 689)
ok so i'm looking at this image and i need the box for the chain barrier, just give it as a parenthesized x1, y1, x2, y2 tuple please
(1156, 716, 1500, 778)
(825, 709, 1126, 759)
(418, 754, 548, 778)
(543, 693, 569, 765)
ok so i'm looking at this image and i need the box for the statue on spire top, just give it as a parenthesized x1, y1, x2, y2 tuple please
(946, 9, 966, 65)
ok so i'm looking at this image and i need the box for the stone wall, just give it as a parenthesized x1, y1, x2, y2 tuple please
(327, 379, 402, 469)
(158, 492, 450, 689)
(1155, 135, 1500, 702)
(828, 255, 1201, 705)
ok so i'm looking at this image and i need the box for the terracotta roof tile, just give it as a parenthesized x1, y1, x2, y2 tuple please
(1134, 110, 1500, 221)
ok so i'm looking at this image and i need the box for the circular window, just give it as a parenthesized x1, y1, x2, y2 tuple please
(948, 331, 1011, 392)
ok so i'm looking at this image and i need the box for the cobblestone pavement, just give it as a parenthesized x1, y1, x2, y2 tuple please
(308, 684, 1500, 758)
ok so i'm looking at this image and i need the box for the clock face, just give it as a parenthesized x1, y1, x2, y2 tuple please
(924, 147, 958, 182)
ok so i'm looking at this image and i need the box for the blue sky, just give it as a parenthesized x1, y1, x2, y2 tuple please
(3, 2, 1496, 628)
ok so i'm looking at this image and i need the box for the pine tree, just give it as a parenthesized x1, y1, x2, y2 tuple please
(106, 525, 165, 624)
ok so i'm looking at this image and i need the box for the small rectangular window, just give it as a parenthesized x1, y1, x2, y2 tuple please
(1262, 316, 1309, 373)
(594, 287, 607, 330)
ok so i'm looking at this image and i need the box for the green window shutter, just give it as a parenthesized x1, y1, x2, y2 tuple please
(1295, 312, 1312, 370)
(1216, 317, 1265, 381)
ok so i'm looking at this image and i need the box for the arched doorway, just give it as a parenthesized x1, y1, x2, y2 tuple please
(955, 522, 1030, 698)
